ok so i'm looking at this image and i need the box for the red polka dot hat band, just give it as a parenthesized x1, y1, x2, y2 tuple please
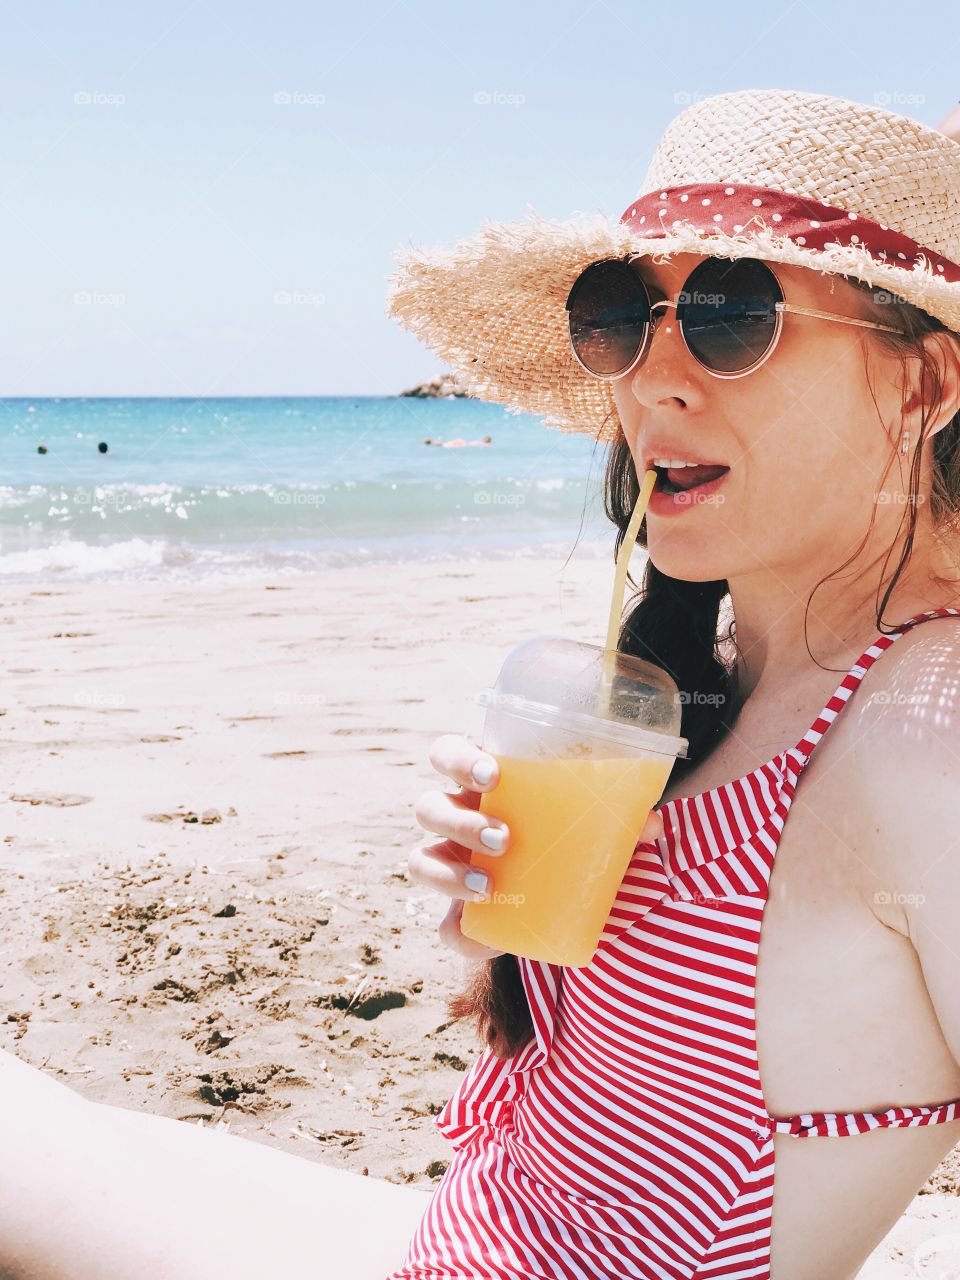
(619, 183, 960, 284)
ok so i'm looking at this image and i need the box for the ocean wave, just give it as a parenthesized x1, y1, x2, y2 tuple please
(0, 537, 179, 578)
(0, 399, 613, 581)
(0, 529, 612, 583)
(0, 478, 600, 543)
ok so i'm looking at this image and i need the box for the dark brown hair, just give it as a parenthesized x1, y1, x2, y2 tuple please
(447, 275, 960, 1060)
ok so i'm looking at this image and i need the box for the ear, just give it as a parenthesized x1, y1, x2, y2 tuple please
(902, 329, 960, 441)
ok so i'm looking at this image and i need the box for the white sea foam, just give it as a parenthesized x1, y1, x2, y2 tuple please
(0, 537, 174, 578)
(0, 529, 611, 583)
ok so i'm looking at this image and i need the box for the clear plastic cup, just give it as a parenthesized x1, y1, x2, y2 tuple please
(459, 635, 688, 967)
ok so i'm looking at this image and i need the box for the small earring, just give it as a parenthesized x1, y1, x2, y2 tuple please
(900, 431, 911, 455)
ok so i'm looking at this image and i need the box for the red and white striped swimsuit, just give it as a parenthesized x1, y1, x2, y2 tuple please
(389, 608, 960, 1280)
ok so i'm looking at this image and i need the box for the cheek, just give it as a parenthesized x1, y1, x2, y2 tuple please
(738, 340, 878, 481)
(734, 395, 861, 515)
(739, 440, 840, 511)
(611, 384, 632, 439)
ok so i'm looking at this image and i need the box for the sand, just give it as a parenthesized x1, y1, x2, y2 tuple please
(1, 553, 958, 1275)
(0, 555, 619, 1185)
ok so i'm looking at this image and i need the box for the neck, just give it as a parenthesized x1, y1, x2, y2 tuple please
(726, 521, 960, 706)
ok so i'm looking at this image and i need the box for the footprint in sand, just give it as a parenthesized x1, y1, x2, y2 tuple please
(145, 806, 235, 824)
(145, 810, 197, 824)
(330, 727, 404, 736)
(9, 792, 92, 807)
(314, 988, 408, 1020)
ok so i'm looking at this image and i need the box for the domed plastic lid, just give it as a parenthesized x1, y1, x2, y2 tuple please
(476, 634, 689, 760)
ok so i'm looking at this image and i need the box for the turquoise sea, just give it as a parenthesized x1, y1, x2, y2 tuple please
(0, 398, 615, 582)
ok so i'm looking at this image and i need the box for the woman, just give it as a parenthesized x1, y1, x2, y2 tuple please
(388, 89, 960, 1279)
(1, 88, 959, 1280)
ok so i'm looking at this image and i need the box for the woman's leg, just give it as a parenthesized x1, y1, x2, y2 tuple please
(0, 1048, 433, 1280)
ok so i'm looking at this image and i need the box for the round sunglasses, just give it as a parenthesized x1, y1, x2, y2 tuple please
(565, 255, 904, 380)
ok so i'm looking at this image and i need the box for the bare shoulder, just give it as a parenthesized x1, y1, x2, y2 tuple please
(838, 612, 960, 1071)
(845, 615, 960, 742)
(841, 611, 960, 924)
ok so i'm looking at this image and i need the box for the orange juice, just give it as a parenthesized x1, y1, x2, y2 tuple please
(459, 750, 673, 967)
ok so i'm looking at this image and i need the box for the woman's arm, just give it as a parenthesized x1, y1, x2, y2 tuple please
(854, 622, 960, 1072)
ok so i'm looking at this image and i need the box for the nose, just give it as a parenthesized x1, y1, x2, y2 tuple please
(621, 298, 695, 411)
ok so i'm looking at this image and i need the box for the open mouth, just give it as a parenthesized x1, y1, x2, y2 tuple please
(653, 463, 730, 495)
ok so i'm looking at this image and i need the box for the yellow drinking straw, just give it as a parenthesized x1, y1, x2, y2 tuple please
(599, 468, 658, 716)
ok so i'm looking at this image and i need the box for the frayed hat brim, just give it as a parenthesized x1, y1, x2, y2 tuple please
(387, 208, 960, 442)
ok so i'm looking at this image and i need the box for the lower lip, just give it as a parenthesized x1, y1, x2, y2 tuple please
(647, 470, 730, 516)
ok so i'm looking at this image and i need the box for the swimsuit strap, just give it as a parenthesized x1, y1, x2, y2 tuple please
(792, 605, 960, 763)
(762, 1096, 960, 1139)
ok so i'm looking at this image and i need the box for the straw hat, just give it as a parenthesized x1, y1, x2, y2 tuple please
(386, 88, 960, 445)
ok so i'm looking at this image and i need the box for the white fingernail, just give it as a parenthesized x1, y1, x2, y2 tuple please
(480, 826, 506, 852)
(472, 759, 495, 785)
(464, 870, 489, 898)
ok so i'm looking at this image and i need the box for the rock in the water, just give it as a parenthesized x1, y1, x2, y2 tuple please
(399, 370, 471, 398)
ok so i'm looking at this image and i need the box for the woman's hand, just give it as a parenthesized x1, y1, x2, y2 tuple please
(409, 733, 665, 960)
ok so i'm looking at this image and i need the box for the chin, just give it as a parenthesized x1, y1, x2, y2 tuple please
(645, 539, 730, 584)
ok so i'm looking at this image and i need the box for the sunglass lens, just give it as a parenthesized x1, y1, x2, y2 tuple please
(680, 257, 782, 374)
(566, 259, 650, 376)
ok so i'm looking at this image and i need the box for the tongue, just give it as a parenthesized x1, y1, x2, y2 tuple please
(667, 464, 729, 491)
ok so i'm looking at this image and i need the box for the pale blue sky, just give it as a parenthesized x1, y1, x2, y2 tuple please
(1, 0, 957, 396)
